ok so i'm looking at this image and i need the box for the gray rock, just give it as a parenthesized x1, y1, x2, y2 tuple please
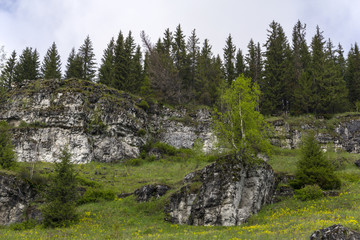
(134, 184, 170, 202)
(0, 173, 38, 225)
(310, 224, 360, 240)
(165, 155, 276, 226)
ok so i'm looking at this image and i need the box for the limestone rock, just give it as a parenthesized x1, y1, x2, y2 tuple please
(164, 155, 276, 226)
(0, 173, 37, 225)
(134, 184, 171, 202)
(310, 224, 360, 240)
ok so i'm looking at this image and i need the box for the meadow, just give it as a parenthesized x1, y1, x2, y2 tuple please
(1, 147, 360, 240)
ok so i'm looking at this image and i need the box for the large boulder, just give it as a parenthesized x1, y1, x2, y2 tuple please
(310, 224, 360, 240)
(164, 155, 276, 226)
(0, 173, 38, 225)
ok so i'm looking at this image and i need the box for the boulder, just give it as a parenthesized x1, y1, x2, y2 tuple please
(310, 224, 360, 240)
(164, 155, 276, 226)
(134, 184, 170, 202)
(0, 173, 38, 225)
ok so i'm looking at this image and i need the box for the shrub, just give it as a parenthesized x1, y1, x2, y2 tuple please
(290, 133, 341, 190)
(137, 99, 149, 110)
(295, 185, 323, 201)
(78, 188, 115, 205)
(42, 148, 79, 228)
(9, 219, 37, 231)
(124, 158, 143, 166)
(0, 120, 16, 169)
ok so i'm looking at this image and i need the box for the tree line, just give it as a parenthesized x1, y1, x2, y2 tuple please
(1, 20, 360, 116)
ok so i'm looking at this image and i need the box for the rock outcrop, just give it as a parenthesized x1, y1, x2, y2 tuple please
(0, 79, 215, 163)
(164, 155, 276, 226)
(270, 115, 360, 153)
(310, 224, 360, 240)
(134, 184, 170, 202)
(0, 173, 37, 225)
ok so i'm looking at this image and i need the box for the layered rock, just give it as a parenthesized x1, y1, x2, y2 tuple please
(164, 155, 276, 226)
(0, 79, 215, 163)
(0, 173, 37, 225)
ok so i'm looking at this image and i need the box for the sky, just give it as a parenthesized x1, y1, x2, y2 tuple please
(1, 0, 360, 70)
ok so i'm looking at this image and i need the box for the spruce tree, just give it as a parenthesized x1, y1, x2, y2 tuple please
(14, 47, 40, 83)
(1, 50, 17, 88)
(262, 21, 291, 115)
(291, 133, 341, 190)
(43, 148, 78, 228)
(131, 45, 144, 93)
(113, 31, 126, 90)
(345, 43, 360, 106)
(223, 34, 236, 85)
(65, 48, 83, 79)
(98, 38, 115, 86)
(235, 49, 245, 78)
(41, 42, 62, 79)
(78, 35, 96, 81)
(186, 29, 200, 97)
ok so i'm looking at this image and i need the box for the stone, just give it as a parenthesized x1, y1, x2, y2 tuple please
(134, 184, 170, 202)
(354, 160, 360, 168)
(0, 173, 38, 225)
(164, 154, 276, 226)
(310, 224, 360, 240)
(0, 79, 216, 163)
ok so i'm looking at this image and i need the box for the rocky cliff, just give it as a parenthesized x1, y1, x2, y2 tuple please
(165, 155, 276, 226)
(270, 114, 360, 153)
(0, 79, 215, 163)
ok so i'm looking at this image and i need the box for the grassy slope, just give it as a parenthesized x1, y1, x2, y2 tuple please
(1, 148, 360, 240)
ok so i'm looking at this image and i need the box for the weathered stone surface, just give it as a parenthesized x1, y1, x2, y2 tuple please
(355, 160, 360, 168)
(134, 184, 170, 202)
(0, 173, 37, 225)
(0, 79, 216, 163)
(165, 155, 276, 226)
(310, 224, 360, 240)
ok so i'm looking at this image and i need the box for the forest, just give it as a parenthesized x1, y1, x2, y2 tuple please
(1, 20, 360, 116)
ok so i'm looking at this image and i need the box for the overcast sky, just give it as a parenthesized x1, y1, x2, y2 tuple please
(1, 0, 360, 70)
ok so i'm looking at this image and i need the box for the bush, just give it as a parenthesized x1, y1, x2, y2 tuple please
(290, 133, 341, 190)
(42, 148, 79, 228)
(295, 185, 323, 201)
(124, 158, 143, 166)
(137, 100, 149, 110)
(78, 188, 116, 205)
(0, 120, 16, 169)
(9, 219, 37, 231)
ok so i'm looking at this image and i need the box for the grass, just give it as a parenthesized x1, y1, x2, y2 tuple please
(1, 148, 360, 239)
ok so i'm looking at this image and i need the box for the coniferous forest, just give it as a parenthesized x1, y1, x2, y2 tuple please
(1, 20, 360, 116)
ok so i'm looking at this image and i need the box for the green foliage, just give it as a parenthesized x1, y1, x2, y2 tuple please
(0, 120, 16, 169)
(214, 75, 272, 159)
(79, 35, 96, 81)
(294, 185, 323, 201)
(65, 48, 83, 79)
(42, 148, 79, 228)
(78, 189, 116, 205)
(41, 42, 62, 79)
(125, 158, 144, 166)
(14, 47, 40, 83)
(1, 50, 17, 89)
(137, 99, 149, 110)
(291, 133, 341, 190)
(9, 219, 37, 231)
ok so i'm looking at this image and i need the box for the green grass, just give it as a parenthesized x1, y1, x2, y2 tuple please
(2, 148, 360, 239)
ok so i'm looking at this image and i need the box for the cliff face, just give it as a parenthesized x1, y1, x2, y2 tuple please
(0, 79, 215, 163)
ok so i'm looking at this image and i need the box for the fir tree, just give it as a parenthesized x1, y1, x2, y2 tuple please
(41, 42, 62, 79)
(43, 148, 78, 228)
(223, 34, 236, 85)
(98, 38, 115, 86)
(131, 45, 144, 93)
(345, 43, 360, 105)
(78, 35, 96, 81)
(245, 39, 262, 84)
(235, 49, 245, 78)
(65, 48, 83, 79)
(113, 31, 126, 90)
(186, 29, 200, 97)
(1, 50, 17, 88)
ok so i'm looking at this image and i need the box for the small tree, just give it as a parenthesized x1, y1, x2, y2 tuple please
(291, 133, 341, 190)
(213, 75, 272, 160)
(0, 121, 16, 169)
(43, 148, 78, 228)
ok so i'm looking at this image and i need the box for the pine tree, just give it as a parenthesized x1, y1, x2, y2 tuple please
(65, 48, 83, 79)
(41, 42, 62, 79)
(1, 50, 17, 88)
(98, 38, 115, 86)
(78, 35, 96, 81)
(262, 21, 291, 115)
(0, 120, 16, 169)
(223, 34, 236, 85)
(43, 148, 78, 228)
(14, 47, 40, 83)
